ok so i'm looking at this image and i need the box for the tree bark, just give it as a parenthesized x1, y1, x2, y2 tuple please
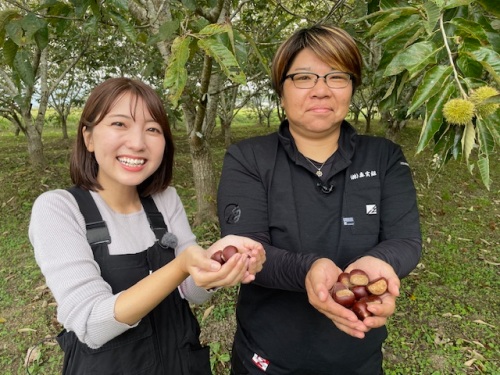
(188, 132, 218, 225)
(25, 119, 45, 170)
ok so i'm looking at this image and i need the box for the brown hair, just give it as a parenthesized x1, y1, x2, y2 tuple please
(271, 25, 363, 97)
(70, 77, 174, 197)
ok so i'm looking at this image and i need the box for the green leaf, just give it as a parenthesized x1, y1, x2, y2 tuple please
(71, 0, 91, 18)
(373, 14, 421, 40)
(5, 19, 23, 46)
(442, 0, 475, 10)
(423, 1, 441, 35)
(198, 23, 231, 36)
(109, 11, 137, 42)
(476, 156, 490, 190)
(456, 55, 484, 78)
(481, 110, 500, 145)
(450, 18, 488, 42)
(34, 26, 49, 50)
(164, 36, 192, 107)
(475, 117, 495, 155)
(197, 38, 246, 85)
(181, 0, 196, 11)
(476, 0, 500, 17)
(464, 46, 500, 85)
(14, 49, 35, 86)
(381, 76, 397, 101)
(461, 121, 475, 163)
(417, 83, 455, 153)
(384, 41, 439, 78)
(147, 19, 180, 45)
(0, 8, 21, 31)
(3, 38, 18, 66)
(408, 65, 452, 115)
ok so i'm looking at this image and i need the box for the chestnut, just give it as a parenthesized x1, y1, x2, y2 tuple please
(360, 295, 383, 305)
(367, 277, 388, 295)
(221, 245, 238, 262)
(331, 282, 355, 308)
(352, 300, 372, 320)
(351, 285, 369, 300)
(210, 250, 225, 264)
(349, 269, 369, 286)
(337, 272, 352, 288)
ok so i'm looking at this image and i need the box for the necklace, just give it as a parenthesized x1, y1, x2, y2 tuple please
(303, 156, 327, 177)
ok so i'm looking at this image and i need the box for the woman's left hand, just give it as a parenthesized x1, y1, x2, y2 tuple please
(345, 256, 400, 330)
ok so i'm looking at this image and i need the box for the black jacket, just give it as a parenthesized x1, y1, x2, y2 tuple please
(217, 120, 421, 374)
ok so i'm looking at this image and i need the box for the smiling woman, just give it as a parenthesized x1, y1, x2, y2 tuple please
(28, 77, 266, 375)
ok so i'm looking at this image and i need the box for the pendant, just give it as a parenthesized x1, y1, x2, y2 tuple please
(316, 170, 323, 177)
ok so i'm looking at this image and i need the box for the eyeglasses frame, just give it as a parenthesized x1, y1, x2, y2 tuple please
(283, 71, 353, 89)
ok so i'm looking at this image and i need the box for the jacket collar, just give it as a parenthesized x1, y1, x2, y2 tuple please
(277, 119, 357, 168)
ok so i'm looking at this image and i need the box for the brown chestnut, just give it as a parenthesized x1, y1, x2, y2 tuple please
(360, 295, 383, 305)
(210, 250, 224, 264)
(351, 285, 369, 300)
(367, 277, 388, 295)
(349, 269, 369, 286)
(221, 245, 238, 262)
(337, 272, 352, 288)
(352, 300, 372, 320)
(331, 282, 355, 308)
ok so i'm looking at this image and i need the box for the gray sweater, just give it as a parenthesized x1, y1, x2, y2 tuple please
(29, 187, 212, 349)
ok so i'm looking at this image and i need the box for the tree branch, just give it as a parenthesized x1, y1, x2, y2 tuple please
(439, 13, 467, 99)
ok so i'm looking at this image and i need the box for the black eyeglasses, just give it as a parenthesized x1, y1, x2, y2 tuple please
(284, 72, 353, 89)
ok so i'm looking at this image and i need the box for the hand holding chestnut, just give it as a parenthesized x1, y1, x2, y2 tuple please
(330, 269, 388, 320)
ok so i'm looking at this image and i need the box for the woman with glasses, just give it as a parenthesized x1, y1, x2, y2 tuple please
(217, 25, 421, 374)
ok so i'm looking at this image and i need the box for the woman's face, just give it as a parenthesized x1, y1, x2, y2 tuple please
(83, 92, 166, 192)
(281, 48, 353, 140)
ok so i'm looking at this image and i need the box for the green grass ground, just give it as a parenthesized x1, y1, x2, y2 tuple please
(0, 114, 498, 374)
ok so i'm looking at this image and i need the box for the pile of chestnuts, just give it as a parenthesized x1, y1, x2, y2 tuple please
(331, 269, 388, 320)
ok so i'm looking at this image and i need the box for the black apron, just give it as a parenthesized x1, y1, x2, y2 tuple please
(55, 187, 211, 374)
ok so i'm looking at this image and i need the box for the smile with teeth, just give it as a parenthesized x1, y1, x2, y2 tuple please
(118, 157, 146, 167)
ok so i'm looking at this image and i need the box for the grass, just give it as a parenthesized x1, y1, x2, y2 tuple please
(0, 112, 499, 374)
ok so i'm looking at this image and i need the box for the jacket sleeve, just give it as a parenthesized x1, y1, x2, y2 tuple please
(218, 143, 319, 292)
(363, 142, 422, 278)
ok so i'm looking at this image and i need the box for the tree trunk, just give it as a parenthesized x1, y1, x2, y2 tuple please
(25, 119, 45, 170)
(188, 132, 218, 225)
(221, 117, 232, 148)
(364, 114, 371, 134)
(61, 114, 69, 139)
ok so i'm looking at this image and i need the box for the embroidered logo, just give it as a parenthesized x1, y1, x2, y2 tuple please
(343, 217, 355, 226)
(252, 353, 270, 371)
(350, 170, 377, 180)
(366, 204, 377, 215)
(224, 204, 241, 224)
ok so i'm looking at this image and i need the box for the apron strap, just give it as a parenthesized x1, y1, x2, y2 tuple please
(67, 186, 111, 246)
(140, 195, 168, 243)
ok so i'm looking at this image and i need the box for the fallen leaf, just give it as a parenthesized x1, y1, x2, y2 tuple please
(0, 317, 6, 324)
(18, 328, 37, 333)
(484, 260, 500, 266)
(473, 320, 495, 328)
(24, 346, 41, 367)
(464, 358, 476, 367)
(202, 305, 214, 322)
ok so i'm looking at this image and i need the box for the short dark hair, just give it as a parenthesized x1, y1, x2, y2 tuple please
(70, 77, 175, 197)
(271, 25, 363, 97)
